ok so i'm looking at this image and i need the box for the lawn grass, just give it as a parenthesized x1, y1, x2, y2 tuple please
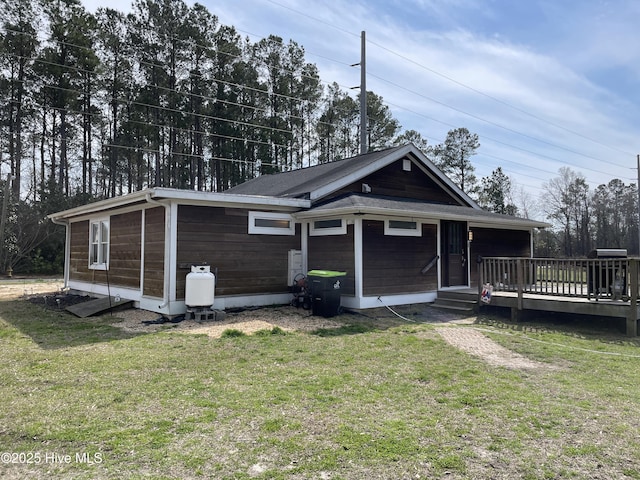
(2, 298, 640, 479)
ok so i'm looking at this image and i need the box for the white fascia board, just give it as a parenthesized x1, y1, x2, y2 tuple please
(309, 144, 480, 210)
(47, 190, 151, 221)
(408, 147, 481, 209)
(150, 188, 310, 210)
(468, 220, 549, 230)
(48, 188, 310, 221)
(295, 206, 546, 229)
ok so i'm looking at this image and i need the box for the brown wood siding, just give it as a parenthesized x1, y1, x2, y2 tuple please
(69, 220, 92, 282)
(143, 207, 165, 297)
(176, 205, 301, 298)
(363, 221, 438, 296)
(307, 224, 356, 295)
(329, 159, 457, 204)
(108, 211, 142, 288)
(469, 227, 531, 287)
(69, 213, 142, 289)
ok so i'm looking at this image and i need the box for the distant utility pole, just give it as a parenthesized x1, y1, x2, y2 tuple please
(637, 154, 640, 255)
(352, 31, 367, 155)
(359, 31, 367, 155)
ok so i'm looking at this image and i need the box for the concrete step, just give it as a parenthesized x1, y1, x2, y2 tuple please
(433, 297, 477, 308)
(431, 302, 476, 314)
(433, 290, 478, 314)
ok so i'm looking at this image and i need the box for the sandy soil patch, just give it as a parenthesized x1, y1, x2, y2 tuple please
(107, 305, 350, 338)
(435, 326, 556, 370)
(0, 278, 64, 300)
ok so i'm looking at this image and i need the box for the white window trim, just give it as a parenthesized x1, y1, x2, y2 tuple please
(309, 218, 347, 236)
(384, 218, 422, 237)
(88, 217, 110, 270)
(248, 211, 295, 235)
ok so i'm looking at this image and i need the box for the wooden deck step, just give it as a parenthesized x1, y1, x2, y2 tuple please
(433, 290, 478, 314)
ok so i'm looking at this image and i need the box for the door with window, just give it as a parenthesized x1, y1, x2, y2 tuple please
(442, 220, 468, 287)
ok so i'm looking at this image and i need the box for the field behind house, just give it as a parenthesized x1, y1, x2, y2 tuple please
(1, 280, 640, 479)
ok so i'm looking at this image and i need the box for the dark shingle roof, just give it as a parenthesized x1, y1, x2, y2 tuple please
(226, 145, 408, 198)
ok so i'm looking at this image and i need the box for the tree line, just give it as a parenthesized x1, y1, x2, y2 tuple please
(1, 0, 411, 204)
(0, 0, 637, 273)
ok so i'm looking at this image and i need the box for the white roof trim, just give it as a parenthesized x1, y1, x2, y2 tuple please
(309, 143, 480, 209)
(48, 187, 310, 221)
(408, 146, 481, 210)
(294, 205, 547, 229)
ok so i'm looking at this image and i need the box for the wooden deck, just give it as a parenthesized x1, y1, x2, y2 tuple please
(477, 257, 640, 336)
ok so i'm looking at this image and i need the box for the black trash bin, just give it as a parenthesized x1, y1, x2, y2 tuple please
(587, 249, 627, 300)
(307, 270, 347, 317)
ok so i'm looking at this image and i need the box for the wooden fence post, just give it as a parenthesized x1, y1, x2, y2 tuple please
(477, 258, 483, 305)
(517, 258, 524, 311)
(627, 259, 638, 337)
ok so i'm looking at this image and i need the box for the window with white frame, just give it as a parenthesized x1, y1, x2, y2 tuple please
(309, 218, 346, 236)
(89, 218, 110, 269)
(384, 219, 422, 237)
(248, 211, 295, 235)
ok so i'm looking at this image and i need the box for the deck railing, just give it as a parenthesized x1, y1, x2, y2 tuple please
(480, 257, 634, 300)
(479, 257, 640, 336)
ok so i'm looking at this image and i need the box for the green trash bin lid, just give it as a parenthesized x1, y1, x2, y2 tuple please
(307, 270, 347, 278)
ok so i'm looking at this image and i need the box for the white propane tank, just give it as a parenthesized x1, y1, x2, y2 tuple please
(185, 265, 215, 307)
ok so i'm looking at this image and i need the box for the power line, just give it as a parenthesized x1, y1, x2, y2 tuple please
(2, 17, 636, 189)
(5, 50, 339, 130)
(367, 71, 629, 171)
(259, 0, 637, 162)
(365, 39, 636, 158)
(380, 97, 633, 181)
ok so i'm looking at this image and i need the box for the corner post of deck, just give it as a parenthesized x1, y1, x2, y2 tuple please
(477, 256, 484, 305)
(516, 258, 524, 311)
(627, 258, 638, 337)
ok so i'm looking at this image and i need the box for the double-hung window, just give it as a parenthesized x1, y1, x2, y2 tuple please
(89, 219, 110, 269)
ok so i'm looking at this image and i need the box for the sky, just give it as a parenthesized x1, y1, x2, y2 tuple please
(80, 0, 640, 205)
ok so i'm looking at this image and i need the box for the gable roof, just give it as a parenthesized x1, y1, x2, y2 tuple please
(227, 143, 478, 208)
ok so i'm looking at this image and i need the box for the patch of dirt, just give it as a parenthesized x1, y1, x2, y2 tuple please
(109, 305, 353, 338)
(0, 278, 64, 300)
(435, 326, 557, 371)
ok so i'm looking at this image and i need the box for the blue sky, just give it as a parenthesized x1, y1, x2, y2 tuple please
(82, 0, 640, 204)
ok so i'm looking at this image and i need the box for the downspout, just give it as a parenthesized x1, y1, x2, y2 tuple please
(50, 216, 70, 290)
(145, 192, 171, 310)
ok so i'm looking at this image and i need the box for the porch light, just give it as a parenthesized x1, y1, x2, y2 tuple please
(468, 230, 473, 242)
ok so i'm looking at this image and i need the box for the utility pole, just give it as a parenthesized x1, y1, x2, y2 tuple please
(359, 31, 367, 155)
(352, 32, 367, 155)
(637, 154, 640, 255)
